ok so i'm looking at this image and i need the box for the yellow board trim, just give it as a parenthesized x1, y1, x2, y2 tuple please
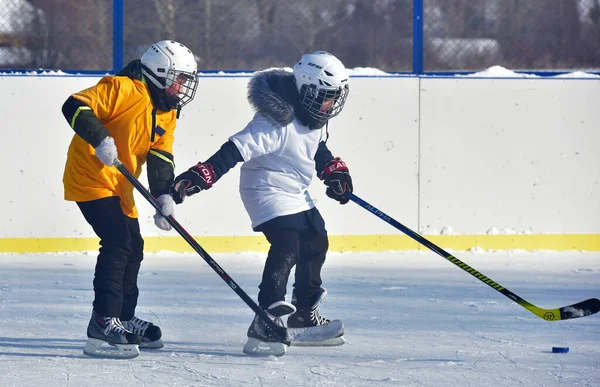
(0, 234, 598, 254)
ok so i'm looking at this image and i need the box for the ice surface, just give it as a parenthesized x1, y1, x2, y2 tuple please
(0, 251, 598, 386)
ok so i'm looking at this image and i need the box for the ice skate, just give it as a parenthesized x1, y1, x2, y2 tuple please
(287, 288, 345, 347)
(83, 311, 142, 359)
(122, 316, 164, 349)
(243, 301, 296, 357)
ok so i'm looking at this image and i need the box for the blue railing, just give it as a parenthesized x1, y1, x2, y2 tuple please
(412, 0, 424, 75)
(112, 0, 124, 73)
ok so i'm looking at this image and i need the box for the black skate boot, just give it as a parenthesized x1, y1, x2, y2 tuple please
(287, 288, 345, 347)
(122, 316, 164, 349)
(83, 311, 142, 359)
(242, 301, 296, 357)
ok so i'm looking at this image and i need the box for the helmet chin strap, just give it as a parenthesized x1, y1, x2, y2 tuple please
(164, 93, 179, 109)
(142, 75, 174, 113)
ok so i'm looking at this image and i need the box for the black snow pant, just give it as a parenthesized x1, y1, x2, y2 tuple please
(254, 207, 329, 309)
(77, 196, 144, 320)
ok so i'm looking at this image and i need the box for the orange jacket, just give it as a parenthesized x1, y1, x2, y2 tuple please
(63, 75, 176, 218)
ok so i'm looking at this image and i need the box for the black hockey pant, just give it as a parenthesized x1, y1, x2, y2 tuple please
(256, 208, 329, 308)
(77, 196, 144, 320)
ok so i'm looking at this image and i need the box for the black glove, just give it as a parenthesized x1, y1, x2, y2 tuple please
(319, 157, 353, 204)
(170, 162, 216, 204)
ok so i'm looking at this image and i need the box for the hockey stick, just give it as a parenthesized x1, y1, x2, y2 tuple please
(114, 161, 291, 345)
(345, 192, 600, 321)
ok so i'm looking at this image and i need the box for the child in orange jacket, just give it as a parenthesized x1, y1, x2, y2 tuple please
(61, 40, 198, 359)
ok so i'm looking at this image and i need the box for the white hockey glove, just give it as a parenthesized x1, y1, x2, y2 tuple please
(153, 194, 174, 231)
(95, 137, 118, 166)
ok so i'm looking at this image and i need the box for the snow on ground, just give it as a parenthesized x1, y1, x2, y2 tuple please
(0, 251, 599, 387)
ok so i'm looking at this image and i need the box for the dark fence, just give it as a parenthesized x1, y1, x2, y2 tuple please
(1, 0, 599, 74)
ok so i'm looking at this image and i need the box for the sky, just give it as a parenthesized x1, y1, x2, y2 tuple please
(0, 250, 598, 387)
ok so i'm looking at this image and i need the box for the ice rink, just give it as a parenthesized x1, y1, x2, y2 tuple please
(1, 250, 598, 387)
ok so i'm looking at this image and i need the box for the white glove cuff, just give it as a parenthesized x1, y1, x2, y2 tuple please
(156, 194, 175, 217)
(95, 137, 118, 166)
(153, 213, 172, 231)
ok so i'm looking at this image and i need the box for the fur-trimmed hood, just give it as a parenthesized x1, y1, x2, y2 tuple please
(247, 69, 319, 128)
(247, 69, 298, 127)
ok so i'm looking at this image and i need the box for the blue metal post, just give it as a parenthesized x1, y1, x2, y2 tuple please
(113, 0, 124, 73)
(412, 0, 424, 74)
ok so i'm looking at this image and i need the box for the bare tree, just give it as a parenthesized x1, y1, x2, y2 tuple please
(497, 0, 581, 69)
(4, 0, 599, 72)
(27, 0, 112, 70)
(150, 0, 177, 38)
(581, 0, 600, 67)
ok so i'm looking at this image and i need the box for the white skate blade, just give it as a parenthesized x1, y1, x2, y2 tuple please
(140, 338, 164, 349)
(243, 337, 287, 357)
(287, 319, 344, 343)
(291, 335, 345, 347)
(83, 337, 140, 359)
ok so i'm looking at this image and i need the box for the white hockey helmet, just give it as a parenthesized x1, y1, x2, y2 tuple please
(293, 51, 349, 123)
(141, 40, 199, 109)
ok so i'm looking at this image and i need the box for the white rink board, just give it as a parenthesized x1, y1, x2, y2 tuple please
(419, 78, 600, 234)
(169, 77, 420, 238)
(0, 75, 598, 240)
(0, 76, 420, 238)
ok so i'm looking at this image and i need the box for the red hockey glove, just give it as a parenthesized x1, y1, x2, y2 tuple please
(170, 162, 216, 204)
(320, 157, 353, 205)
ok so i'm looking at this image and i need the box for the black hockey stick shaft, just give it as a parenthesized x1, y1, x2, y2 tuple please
(345, 192, 600, 321)
(115, 161, 290, 345)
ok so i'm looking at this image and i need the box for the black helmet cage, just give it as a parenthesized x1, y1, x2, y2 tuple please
(299, 83, 349, 123)
(165, 69, 198, 108)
